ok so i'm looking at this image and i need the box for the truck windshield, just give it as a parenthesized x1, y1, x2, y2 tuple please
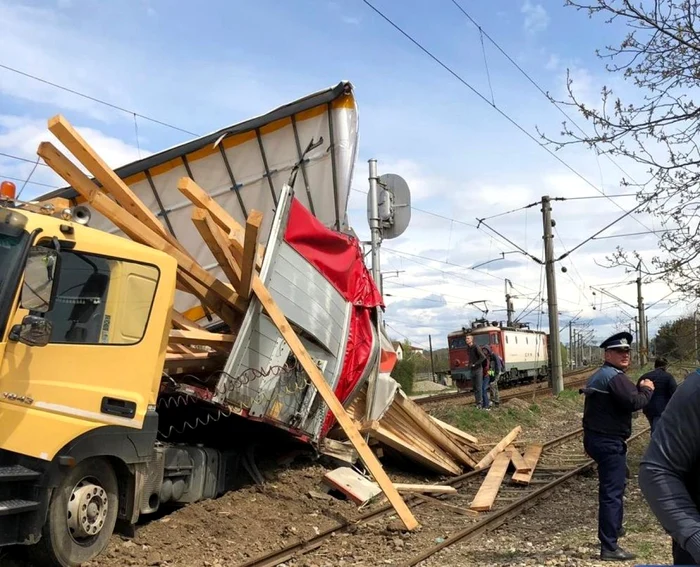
(0, 232, 28, 296)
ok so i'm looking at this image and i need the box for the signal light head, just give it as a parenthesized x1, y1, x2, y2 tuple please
(0, 180, 17, 200)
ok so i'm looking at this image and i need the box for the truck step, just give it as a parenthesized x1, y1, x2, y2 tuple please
(0, 465, 41, 482)
(0, 499, 39, 516)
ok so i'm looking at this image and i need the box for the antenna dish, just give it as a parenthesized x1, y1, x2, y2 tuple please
(367, 173, 411, 240)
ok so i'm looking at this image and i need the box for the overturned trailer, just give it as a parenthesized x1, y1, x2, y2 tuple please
(41, 81, 398, 446)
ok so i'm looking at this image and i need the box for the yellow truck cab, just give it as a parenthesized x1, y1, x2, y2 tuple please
(0, 188, 178, 566)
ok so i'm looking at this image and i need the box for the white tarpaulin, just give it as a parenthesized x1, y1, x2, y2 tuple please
(39, 82, 359, 322)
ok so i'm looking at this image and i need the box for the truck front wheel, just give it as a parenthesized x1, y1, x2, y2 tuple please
(32, 458, 119, 567)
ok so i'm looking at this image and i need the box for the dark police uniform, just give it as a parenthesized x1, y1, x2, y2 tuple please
(581, 332, 653, 561)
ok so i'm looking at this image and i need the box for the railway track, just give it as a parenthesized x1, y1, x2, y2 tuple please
(234, 424, 650, 567)
(413, 367, 594, 406)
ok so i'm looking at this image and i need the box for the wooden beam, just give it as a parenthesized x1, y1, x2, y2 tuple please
(470, 451, 511, 512)
(191, 207, 242, 290)
(393, 484, 457, 495)
(240, 210, 263, 299)
(47, 115, 173, 243)
(171, 309, 206, 331)
(394, 393, 477, 469)
(38, 142, 248, 317)
(429, 416, 479, 445)
(252, 276, 418, 530)
(177, 177, 264, 265)
(169, 329, 236, 347)
(474, 426, 522, 471)
(506, 444, 531, 474)
(512, 445, 543, 485)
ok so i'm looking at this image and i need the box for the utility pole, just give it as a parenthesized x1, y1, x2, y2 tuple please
(695, 310, 699, 364)
(634, 317, 639, 366)
(368, 159, 382, 296)
(569, 321, 573, 369)
(505, 279, 515, 327)
(428, 334, 436, 382)
(366, 159, 382, 423)
(646, 316, 650, 358)
(542, 196, 563, 394)
(636, 265, 647, 366)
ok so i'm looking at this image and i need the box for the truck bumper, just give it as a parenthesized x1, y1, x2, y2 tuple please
(0, 449, 51, 547)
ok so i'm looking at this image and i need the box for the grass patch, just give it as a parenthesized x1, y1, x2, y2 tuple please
(557, 388, 580, 401)
(436, 403, 541, 437)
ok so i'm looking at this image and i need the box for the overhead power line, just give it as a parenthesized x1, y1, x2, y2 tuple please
(360, 0, 655, 235)
(0, 62, 197, 136)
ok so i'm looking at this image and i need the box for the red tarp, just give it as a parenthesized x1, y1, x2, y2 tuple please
(284, 198, 383, 437)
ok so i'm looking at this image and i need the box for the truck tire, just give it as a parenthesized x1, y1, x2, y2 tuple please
(30, 458, 119, 567)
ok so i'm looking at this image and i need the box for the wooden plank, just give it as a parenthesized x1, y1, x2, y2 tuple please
(470, 451, 512, 512)
(394, 393, 477, 469)
(252, 276, 418, 530)
(191, 207, 242, 289)
(38, 142, 248, 319)
(474, 426, 522, 471)
(506, 444, 531, 473)
(47, 116, 172, 242)
(393, 484, 457, 495)
(169, 329, 236, 347)
(512, 445, 543, 485)
(177, 177, 265, 266)
(429, 416, 479, 445)
(319, 438, 358, 465)
(240, 210, 263, 299)
(367, 422, 461, 476)
(323, 467, 382, 506)
(171, 309, 206, 331)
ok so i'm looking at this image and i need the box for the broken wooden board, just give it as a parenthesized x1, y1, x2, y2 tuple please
(470, 451, 511, 512)
(512, 445, 543, 485)
(429, 416, 479, 445)
(506, 444, 531, 473)
(319, 438, 359, 465)
(474, 426, 522, 471)
(240, 210, 263, 299)
(393, 484, 457, 495)
(168, 329, 236, 347)
(323, 467, 382, 506)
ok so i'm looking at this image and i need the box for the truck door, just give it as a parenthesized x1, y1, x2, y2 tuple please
(0, 242, 168, 462)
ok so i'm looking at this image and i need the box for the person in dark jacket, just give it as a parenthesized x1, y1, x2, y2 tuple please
(486, 347, 504, 406)
(465, 335, 488, 409)
(581, 331, 654, 561)
(639, 370, 700, 565)
(636, 357, 677, 433)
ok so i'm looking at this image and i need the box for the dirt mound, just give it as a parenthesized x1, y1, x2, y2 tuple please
(504, 398, 531, 410)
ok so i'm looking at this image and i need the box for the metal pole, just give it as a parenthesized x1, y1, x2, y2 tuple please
(634, 317, 639, 366)
(637, 268, 647, 366)
(646, 316, 650, 358)
(542, 196, 563, 394)
(429, 334, 436, 382)
(695, 311, 698, 364)
(366, 159, 382, 423)
(505, 279, 514, 327)
(569, 322, 573, 369)
(368, 159, 382, 295)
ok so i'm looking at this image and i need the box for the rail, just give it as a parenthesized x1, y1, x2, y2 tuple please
(234, 423, 650, 567)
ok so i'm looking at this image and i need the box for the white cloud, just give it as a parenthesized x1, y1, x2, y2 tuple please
(0, 114, 147, 199)
(522, 1, 550, 34)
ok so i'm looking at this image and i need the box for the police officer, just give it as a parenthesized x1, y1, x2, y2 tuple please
(581, 331, 655, 561)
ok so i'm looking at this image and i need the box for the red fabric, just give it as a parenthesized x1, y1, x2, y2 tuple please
(284, 198, 383, 437)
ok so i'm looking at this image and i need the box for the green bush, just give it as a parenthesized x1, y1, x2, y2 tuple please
(393, 358, 416, 394)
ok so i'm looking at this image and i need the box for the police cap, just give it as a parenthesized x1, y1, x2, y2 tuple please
(599, 331, 633, 351)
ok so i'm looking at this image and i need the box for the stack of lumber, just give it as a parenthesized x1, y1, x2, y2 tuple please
(36, 114, 421, 531)
(336, 387, 481, 476)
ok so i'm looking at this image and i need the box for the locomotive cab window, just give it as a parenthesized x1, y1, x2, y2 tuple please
(449, 336, 466, 349)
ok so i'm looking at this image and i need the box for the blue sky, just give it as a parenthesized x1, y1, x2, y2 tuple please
(0, 0, 686, 350)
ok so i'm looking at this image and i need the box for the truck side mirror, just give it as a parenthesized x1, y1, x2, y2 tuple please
(10, 315, 53, 347)
(20, 246, 59, 314)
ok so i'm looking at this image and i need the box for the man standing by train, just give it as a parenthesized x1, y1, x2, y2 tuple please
(580, 331, 654, 561)
(465, 335, 488, 409)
